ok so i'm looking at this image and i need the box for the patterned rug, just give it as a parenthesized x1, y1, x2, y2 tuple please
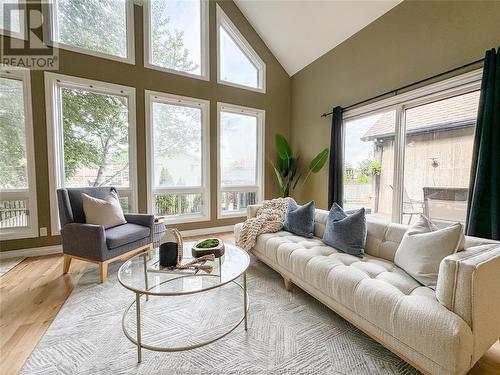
(21, 256, 420, 375)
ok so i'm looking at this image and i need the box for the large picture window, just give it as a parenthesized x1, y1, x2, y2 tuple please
(218, 103, 264, 218)
(45, 73, 137, 232)
(0, 68, 38, 240)
(146, 91, 210, 223)
(216, 4, 265, 92)
(49, 0, 134, 62)
(145, 0, 209, 79)
(342, 70, 482, 228)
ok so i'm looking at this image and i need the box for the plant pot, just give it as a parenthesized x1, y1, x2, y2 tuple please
(191, 238, 225, 258)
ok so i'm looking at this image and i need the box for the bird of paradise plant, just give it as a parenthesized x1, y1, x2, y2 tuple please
(272, 134, 329, 198)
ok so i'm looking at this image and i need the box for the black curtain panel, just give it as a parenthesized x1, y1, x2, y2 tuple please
(466, 47, 500, 240)
(328, 106, 344, 209)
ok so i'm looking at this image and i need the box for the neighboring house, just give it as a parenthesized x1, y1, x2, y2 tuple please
(359, 91, 479, 224)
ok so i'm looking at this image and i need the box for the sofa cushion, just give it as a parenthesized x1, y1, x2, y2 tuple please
(394, 215, 464, 289)
(322, 203, 367, 257)
(284, 200, 315, 237)
(105, 223, 150, 249)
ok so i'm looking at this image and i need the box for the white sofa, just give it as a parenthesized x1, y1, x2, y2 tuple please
(234, 205, 500, 375)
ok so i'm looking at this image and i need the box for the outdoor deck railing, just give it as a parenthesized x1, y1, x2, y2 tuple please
(0, 199, 29, 228)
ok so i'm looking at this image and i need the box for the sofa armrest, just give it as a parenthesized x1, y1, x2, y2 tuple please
(436, 244, 500, 362)
(246, 204, 263, 219)
(125, 213, 154, 242)
(60, 223, 108, 261)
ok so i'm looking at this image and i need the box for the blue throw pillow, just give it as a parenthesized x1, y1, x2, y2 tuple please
(284, 200, 315, 238)
(322, 203, 367, 257)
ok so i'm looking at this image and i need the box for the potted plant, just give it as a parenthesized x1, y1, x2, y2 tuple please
(272, 134, 329, 197)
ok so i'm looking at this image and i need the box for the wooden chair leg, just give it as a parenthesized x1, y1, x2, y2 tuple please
(63, 255, 72, 274)
(99, 262, 108, 283)
(283, 277, 293, 291)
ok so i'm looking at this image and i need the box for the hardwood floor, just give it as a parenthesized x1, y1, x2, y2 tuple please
(0, 232, 498, 375)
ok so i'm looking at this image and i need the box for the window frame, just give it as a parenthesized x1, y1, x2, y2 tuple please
(46, 0, 135, 64)
(144, 0, 210, 81)
(0, 67, 38, 240)
(145, 90, 210, 224)
(45, 72, 137, 234)
(342, 69, 483, 224)
(0, 0, 26, 40)
(216, 4, 266, 93)
(217, 102, 265, 219)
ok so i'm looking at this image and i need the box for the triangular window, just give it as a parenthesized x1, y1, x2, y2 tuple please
(217, 5, 265, 92)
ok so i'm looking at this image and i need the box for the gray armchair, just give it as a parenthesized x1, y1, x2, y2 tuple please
(57, 187, 154, 283)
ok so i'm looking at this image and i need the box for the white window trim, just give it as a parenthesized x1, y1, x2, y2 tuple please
(45, 0, 135, 65)
(45, 72, 138, 234)
(217, 102, 265, 219)
(342, 68, 483, 224)
(143, 0, 209, 81)
(216, 4, 266, 93)
(145, 90, 210, 224)
(0, 67, 38, 240)
(0, 0, 26, 40)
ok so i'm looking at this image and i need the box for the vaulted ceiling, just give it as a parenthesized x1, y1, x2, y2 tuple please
(234, 0, 402, 76)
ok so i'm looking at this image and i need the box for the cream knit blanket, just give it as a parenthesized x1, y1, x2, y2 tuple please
(237, 197, 291, 252)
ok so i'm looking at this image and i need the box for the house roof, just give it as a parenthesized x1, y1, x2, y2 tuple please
(361, 90, 480, 141)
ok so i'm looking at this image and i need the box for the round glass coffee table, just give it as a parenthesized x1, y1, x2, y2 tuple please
(118, 242, 250, 363)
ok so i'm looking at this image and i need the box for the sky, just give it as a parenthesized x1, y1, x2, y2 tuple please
(345, 112, 390, 167)
(159, 0, 257, 86)
(159, 0, 202, 73)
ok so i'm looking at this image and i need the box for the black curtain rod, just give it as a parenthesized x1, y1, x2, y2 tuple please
(321, 57, 484, 118)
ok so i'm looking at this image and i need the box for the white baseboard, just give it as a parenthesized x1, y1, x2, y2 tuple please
(0, 245, 62, 260)
(180, 225, 235, 237)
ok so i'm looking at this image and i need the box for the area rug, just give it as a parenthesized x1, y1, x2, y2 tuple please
(21, 256, 420, 375)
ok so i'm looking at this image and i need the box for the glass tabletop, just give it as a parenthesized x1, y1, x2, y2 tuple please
(118, 242, 250, 296)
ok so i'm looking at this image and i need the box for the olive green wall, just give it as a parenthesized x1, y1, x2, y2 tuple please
(0, 0, 291, 252)
(290, 0, 500, 208)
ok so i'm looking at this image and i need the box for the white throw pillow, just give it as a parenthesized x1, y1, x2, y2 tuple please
(81, 191, 126, 229)
(394, 215, 464, 289)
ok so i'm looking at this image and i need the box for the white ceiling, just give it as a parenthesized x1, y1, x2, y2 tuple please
(234, 0, 402, 76)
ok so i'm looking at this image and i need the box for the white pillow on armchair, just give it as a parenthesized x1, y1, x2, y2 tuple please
(81, 190, 126, 229)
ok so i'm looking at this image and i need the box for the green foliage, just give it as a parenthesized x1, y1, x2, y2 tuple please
(0, 78, 27, 189)
(58, 0, 128, 57)
(197, 239, 220, 248)
(275, 134, 292, 160)
(62, 88, 129, 186)
(309, 148, 329, 173)
(359, 159, 381, 177)
(39, 1, 198, 188)
(272, 134, 329, 198)
(344, 158, 379, 185)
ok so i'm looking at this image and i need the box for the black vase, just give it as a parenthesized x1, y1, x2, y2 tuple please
(159, 242, 178, 267)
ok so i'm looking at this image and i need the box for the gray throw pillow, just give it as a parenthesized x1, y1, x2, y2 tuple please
(284, 200, 315, 238)
(322, 203, 367, 257)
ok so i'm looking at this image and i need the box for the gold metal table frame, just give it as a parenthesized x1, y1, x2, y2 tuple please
(118, 251, 249, 363)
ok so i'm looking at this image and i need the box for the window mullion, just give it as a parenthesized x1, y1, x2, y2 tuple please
(392, 104, 406, 224)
